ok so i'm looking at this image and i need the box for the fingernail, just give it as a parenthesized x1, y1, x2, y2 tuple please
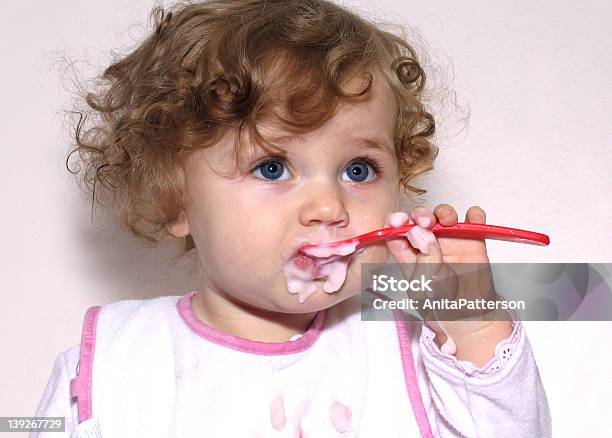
(416, 215, 431, 228)
(388, 212, 409, 228)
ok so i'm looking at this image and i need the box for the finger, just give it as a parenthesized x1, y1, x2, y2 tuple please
(403, 221, 444, 320)
(384, 209, 442, 270)
(465, 205, 486, 224)
(404, 221, 442, 261)
(409, 206, 436, 229)
(403, 219, 443, 284)
(433, 204, 459, 226)
(386, 211, 412, 228)
(385, 210, 444, 321)
(384, 211, 418, 291)
(384, 212, 417, 263)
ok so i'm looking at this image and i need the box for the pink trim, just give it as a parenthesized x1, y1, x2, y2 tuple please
(176, 291, 326, 355)
(394, 311, 434, 438)
(69, 376, 78, 398)
(70, 306, 101, 424)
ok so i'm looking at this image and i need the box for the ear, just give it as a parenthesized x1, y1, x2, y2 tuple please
(166, 210, 190, 238)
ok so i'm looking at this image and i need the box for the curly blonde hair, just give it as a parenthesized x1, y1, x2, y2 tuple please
(66, 0, 440, 258)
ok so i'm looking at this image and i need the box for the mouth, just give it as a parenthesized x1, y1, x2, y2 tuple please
(283, 237, 337, 278)
(292, 250, 320, 273)
(280, 232, 366, 301)
(286, 241, 360, 279)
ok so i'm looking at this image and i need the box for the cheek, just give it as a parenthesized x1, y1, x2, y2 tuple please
(348, 175, 398, 217)
(195, 181, 285, 244)
(191, 201, 285, 283)
(350, 196, 396, 231)
(202, 218, 280, 268)
(197, 230, 281, 303)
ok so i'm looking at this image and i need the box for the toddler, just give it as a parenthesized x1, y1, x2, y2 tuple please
(34, 1, 551, 437)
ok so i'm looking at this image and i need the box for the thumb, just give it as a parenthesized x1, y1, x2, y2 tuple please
(384, 211, 441, 301)
(384, 211, 418, 263)
(390, 211, 448, 321)
(404, 213, 443, 263)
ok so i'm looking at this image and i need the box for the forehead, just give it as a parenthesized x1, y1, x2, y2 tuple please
(256, 72, 397, 150)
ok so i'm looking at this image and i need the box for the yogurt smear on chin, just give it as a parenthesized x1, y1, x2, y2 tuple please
(281, 239, 363, 304)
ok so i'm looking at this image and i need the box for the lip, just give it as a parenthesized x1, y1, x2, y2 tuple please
(292, 251, 320, 274)
(282, 237, 321, 263)
(282, 233, 352, 263)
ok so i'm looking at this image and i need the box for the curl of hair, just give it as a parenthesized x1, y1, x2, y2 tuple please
(65, 0, 445, 259)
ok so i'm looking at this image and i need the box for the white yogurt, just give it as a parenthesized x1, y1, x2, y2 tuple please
(281, 226, 363, 303)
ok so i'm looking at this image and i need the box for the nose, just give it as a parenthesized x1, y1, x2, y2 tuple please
(299, 185, 350, 228)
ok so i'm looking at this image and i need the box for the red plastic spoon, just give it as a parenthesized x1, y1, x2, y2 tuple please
(300, 222, 550, 258)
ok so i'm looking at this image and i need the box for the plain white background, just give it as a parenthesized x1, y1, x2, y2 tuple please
(1, 0, 611, 436)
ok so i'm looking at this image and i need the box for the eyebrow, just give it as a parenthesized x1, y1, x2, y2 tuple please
(269, 134, 394, 155)
(347, 136, 395, 155)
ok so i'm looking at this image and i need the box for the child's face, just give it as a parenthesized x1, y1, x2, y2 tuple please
(169, 74, 400, 313)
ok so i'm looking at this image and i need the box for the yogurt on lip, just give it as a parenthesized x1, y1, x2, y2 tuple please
(300, 240, 359, 258)
(281, 226, 364, 304)
(281, 238, 363, 303)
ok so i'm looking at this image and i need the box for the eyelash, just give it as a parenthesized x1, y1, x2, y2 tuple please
(352, 155, 384, 176)
(249, 155, 385, 182)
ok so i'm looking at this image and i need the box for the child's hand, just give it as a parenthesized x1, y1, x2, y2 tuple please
(384, 205, 513, 363)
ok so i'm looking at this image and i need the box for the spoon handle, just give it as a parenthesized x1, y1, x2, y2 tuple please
(357, 222, 550, 247)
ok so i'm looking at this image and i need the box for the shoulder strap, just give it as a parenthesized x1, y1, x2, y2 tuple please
(363, 286, 434, 438)
(394, 312, 434, 438)
(69, 306, 101, 424)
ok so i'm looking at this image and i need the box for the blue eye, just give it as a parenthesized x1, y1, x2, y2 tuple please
(252, 159, 290, 181)
(342, 160, 377, 183)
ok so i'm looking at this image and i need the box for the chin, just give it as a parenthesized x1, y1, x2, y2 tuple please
(281, 282, 360, 312)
